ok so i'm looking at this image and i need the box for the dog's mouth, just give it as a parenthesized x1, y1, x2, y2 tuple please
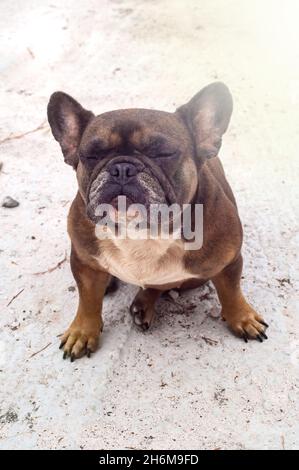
(87, 180, 148, 217)
(87, 194, 152, 233)
(110, 194, 143, 218)
(86, 163, 171, 223)
(110, 195, 131, 209)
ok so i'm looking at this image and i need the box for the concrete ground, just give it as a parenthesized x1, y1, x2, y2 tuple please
(0, 0, 298, 450)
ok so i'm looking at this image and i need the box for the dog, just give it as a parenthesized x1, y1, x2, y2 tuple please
(47, 82, 268, 361)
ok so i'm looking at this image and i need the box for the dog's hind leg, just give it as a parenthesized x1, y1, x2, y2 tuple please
(130, 288, 161, 330)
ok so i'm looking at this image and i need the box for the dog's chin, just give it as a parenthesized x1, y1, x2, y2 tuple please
(86, 194, 148, 226)
(86, 203, 151, 232)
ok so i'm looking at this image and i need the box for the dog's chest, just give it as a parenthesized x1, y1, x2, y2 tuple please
(96, 237, 193, 288)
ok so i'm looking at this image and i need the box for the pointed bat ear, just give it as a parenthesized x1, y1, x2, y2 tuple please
(47, 91, 94, 168)
(176, 82, 233, 163)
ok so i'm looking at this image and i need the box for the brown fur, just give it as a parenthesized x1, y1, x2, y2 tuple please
(48, 82, 268, 360)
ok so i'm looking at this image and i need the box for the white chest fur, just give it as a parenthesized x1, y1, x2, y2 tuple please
(95, 236, 193, 289)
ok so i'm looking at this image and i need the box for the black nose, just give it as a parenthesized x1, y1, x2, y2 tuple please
(109, 162, 138, 185)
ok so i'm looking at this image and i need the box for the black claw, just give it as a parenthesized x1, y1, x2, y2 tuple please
(259, 320, 269, 328)
(256, 334, 263, 343)
(242, 333, 248, 343)
(59, 341, 66, 350)
(86, 348, 92, 358)
(70, 354, 75, 362)
(141, 322, 149, 331)
(63, 351, 68, 360)
(261, 331, 268, 340)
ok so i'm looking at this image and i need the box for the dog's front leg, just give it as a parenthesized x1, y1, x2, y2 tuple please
(212, 254, 268, 342)
(60, 247, 110, 360)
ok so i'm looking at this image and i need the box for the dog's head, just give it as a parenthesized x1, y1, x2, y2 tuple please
(47, 82, 232, 222)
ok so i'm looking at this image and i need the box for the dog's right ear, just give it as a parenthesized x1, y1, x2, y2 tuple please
(47, 92, 94, 168)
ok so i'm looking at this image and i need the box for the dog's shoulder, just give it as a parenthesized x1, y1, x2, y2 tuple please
(204, 156, 237, 207)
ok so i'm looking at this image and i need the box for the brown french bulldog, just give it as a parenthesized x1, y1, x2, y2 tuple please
(47, 82, 268, 361)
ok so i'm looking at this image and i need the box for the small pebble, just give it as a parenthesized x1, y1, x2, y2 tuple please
(2, 196, 19, 208)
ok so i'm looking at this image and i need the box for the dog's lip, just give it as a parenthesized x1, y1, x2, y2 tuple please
(109, 195, 147, 222)
(88, 195, 144, 225)
(110, 195, 134, 208)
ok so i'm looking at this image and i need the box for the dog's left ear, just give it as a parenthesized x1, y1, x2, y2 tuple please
(47, 91, 94, 168)
(177, 82, 233, 162)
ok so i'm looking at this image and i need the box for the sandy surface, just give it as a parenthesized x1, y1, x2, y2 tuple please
(0, 0, 298, 450)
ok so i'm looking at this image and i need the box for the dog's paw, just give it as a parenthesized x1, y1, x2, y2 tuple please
(223, 305, 269, 342)
(59, 318, 102, 361)
(130, 300, 156, 331)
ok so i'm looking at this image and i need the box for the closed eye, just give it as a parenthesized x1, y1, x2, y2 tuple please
(142, 135, 177, 159)
(83, 140, 114, 161)
(143, 147, 177, 159)
(156, 151, 177, 158)
(82, 148, 113, 161)
(147, 150, 178, 159)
